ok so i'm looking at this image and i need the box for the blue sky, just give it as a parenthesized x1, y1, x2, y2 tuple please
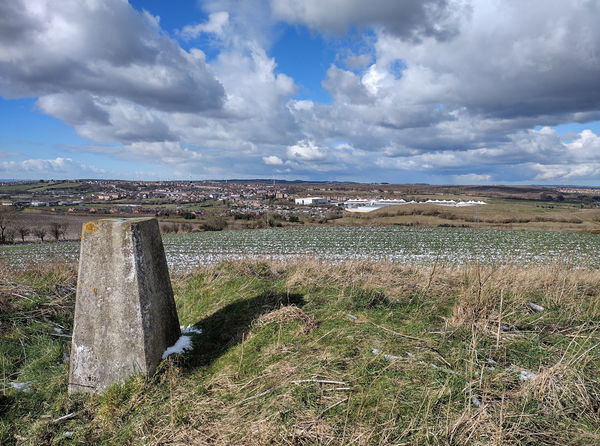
(1, 0, 600, 185)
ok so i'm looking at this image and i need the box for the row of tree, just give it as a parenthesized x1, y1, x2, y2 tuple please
(7, 222, 70, 242)
(0, 209, 70, 244)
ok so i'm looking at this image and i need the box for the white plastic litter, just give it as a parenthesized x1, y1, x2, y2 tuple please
(10, 381, 32, 392)
(527, 302, 545, 312)
(518, 370, 537, 381)
(161, 326, 203, 359)
(370, 348, 399, 361)
(181, 325, 203, 335)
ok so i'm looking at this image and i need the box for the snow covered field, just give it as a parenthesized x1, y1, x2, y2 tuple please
(2, 226, 598, 271)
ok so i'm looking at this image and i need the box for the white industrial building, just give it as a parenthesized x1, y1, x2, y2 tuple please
(343, 198, 486, 212)
(294, 197, 329, 205)
(344, 199, 406, 209)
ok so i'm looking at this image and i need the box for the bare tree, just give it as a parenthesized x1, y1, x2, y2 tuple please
(4, 229, 15, 243)
(33, 228, 47, 242)
(0, 217, 8, 244)
(61, 223, 70, 240)
(0, 206, 16, 244)
(17, 226, 30, 242)
(49, 222, 68, 241)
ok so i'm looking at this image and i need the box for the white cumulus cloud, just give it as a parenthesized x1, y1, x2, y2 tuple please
(179, 11, 230, 39)
(262, 155, 284, 165)
(287, 140, 326, 161)
(0, 157, 105, 175)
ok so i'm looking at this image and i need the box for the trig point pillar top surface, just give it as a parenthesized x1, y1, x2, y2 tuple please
(69, 217, 180, 393)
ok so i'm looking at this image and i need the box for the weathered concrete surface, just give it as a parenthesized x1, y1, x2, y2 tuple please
(69, 218, 180, 393)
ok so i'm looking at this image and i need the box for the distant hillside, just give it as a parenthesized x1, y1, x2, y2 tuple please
(210, 178, 360, 184)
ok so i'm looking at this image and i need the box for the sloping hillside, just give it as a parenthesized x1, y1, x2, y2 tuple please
(1, 260, 599, 445)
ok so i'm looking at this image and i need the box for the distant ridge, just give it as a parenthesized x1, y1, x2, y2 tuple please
(210, 179, 359, 184)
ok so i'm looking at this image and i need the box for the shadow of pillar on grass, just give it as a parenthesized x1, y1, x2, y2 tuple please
(179, 290, 305, 370)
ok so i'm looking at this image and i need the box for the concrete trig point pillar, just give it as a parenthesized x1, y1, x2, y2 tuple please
(69, 218, 180, 393)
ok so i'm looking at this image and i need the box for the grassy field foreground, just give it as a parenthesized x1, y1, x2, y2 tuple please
(1, 260, 599, 445)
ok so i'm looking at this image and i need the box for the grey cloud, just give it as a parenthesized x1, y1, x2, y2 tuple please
(0, 2, 42, 43)
(530, 163, 600, 181)
(371, 127, 600, 183)
(37, 93, 110, 126)
(340, 54, 372, 71)
(321, 66, 372, 104)
(0, 0, 225, 113)
(80, 141, 203, 170)
(37, 94, 175, 143)
(452, 173, 492, 184)
(271, 0, 466, 42)
(374, 0, 600, 120)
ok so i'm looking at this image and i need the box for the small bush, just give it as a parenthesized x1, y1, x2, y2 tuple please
(203, 213, 227, 231)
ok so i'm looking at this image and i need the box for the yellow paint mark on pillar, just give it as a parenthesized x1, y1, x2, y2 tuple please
(84, 222, 98, 233)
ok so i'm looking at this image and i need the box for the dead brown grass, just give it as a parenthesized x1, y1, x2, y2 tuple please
(255, 305, 319, 335)
(3, 259, 599, 445)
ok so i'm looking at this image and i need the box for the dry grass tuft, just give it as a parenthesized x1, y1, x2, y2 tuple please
(0, 260, 76, 319)
(284, 258, 451, 302)
(446, 357, 600, 445)
(0, 283, 35, 312)
(446, 266, 502, 332)
(519, 358, 600, 420)
(255, 305, 319, 335)
(447, 404, 503, 446)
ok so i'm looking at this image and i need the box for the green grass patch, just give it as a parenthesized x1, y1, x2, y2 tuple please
(26, 182, 84, 192)
(1, 260, 599, 445)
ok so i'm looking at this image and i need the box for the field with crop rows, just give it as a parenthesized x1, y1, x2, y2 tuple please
(2, 226, 599, 271)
